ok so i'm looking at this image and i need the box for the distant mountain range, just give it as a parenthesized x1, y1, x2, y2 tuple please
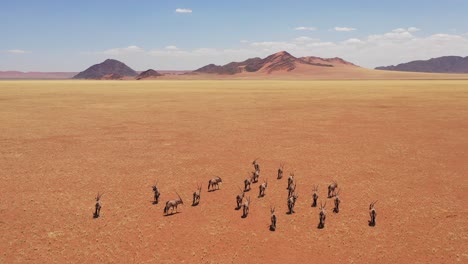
(376, 56, 468, 73)
(194, 51, 356, 75)
(2, 52, 468, 80)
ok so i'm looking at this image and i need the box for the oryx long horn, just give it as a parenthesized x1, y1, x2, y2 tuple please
(176, 191, 183, 202)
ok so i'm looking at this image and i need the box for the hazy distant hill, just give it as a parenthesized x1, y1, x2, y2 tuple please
(136, 69, 163, 80)
(0, 71, 77, 79)
(375, 56, 468, 73)
(73, 59, 137, 79)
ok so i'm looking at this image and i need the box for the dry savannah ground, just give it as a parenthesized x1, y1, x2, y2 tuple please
(1, 80, 467, 263)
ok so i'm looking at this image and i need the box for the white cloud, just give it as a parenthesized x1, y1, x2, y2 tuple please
(165, 45, 178, 50)
(392, 28, 407, 33)
(408, 27, 420, 32)
(240, 40, 249, 44)
(294, 26, 317, 31)
(334, 27, 356, 32)
(342, 38, 365, 45)
(97, 45, 144, 55)
(6, 49, 30, 54)
(175, 8, 192, 13)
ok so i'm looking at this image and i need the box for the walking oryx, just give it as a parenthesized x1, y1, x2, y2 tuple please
(208, 176, 222, 191)
(287, 192, 298, 214)
(152, 181, 160, 204)
(192, 183, 202, 206)
(333, 189, 341, 213)
(328, 180, 338, 198)
(244, 176, 252, 192)
(288, 181, 297, 198)
(258, 178, 268, 197)
(311, 184, 319, 207)
(369, 200, 378, 226)
(287, 173, 294, 190)
(251, 170, 260, 183)
(164, 192, 184, 215)
(252, 158, 260, 172)
(270, 206, 277, 231)
(236, 186, 245, 210)
(242, 196, 251, 218)
(93, 192, 103, 218)
(277, 163, 284, 179)
(318, 201, 327, 229)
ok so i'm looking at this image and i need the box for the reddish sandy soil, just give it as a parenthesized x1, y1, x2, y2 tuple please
(0, 80, 467, 263)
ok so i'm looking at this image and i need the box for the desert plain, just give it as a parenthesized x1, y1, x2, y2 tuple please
(0, 80, 467, 263)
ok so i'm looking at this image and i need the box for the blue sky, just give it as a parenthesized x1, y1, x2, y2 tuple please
(1, 0, 468, 71)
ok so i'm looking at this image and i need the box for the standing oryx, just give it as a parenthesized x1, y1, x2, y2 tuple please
(242, 196, 251, 218)
(318, 201, 327, 229)
(287, 192, 298, 214)
(93, 192, 103, 218)
(333, 189, 341, 213)
(277, 163, 284, 179)
(192, 183, 202, 206)
(369, 200, 378, 226)
(270, 206, 277, 231)
(328, 180, 338, 198)
(152, 181, 160, 204)
(164, 192, 184, 215)
(208, 176, 222, 191)
(236, 187, 245, 210)
(244, 176, 252, 192)
(258, 178, 268, 197)
(311, 184, 319, 207)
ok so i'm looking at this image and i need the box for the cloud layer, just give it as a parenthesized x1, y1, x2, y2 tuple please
(91, 27, 468, 70)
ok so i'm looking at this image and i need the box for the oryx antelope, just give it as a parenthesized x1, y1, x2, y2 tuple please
(288, 182, 297, 198)
(277, 163, 284, 179)
(311, 184, 319, 207)
(244, 176, 252, 192)
(152, 181, 160, 204)
(258, 178, 268, 197)
(318, 201, 327, 229)
(93, 192, 103, 218)
(252, 158, 260, 172)
(328, 180, 338, 198)
(192, 183, 202, 206)
(208, 176, 222, 191)
(333, 189, 341, 213)
(369, 200, 378, 226)
(287, 192, 298, 214)
(164, 192, 184, 215)
(287, 173, 294, 190)
(242, 196, 251, 218)
(236, 187, 245, 210)
(251, 170, 260, 183)
(270, 206, 277, 231)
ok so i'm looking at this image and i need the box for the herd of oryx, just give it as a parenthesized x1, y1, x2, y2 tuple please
(93, 158, 378, 229)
